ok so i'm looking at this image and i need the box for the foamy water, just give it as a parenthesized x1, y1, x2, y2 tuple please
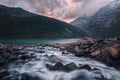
(8, 46, 120, 80)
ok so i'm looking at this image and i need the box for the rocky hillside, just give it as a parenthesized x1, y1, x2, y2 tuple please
(71, 0, 120, 38)
(0, 5, 86, 38)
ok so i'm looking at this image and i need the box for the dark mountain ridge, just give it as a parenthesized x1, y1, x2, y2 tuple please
(71, 0, 120, 38)
(0, 5, 86, 38)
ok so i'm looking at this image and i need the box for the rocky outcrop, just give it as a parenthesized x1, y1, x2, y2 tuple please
(63, 37, 120, 70)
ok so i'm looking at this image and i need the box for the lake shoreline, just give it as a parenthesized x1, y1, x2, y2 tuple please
(0, 37, 120, 79)
(0, 37, 120, 71)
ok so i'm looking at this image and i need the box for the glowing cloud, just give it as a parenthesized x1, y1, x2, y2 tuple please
(0, 0, 114, 22)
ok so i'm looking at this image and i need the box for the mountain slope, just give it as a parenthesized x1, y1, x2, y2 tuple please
(0, 5, 86, 38)
(71, 0, 120, 38)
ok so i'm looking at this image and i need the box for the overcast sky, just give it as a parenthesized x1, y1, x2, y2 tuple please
(0, 0, 114, 22)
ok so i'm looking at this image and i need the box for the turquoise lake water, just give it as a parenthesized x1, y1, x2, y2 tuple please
(0, 38, 80, 45)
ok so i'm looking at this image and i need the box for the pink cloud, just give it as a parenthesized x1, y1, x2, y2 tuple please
(0, 0, 113, 22)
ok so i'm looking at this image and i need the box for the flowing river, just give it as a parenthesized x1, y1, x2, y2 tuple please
(5, 45, 120, 80)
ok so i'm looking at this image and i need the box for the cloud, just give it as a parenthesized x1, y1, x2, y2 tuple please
(0, 0, 18, 6)
(0, 0, 114, 22)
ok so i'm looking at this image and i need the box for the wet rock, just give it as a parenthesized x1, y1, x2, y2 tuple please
(62, 50, 69, 55)
(46, 64, 54, 70)
(11, 46, 24, 50)
(0, 69, 9, 79)
(61, 37, 120, 70)
(92, 67, 101, 71)
(53, 62, 64, 70)
(108, 46, 120, 60)
(8, 55, 18, 62)
(92, 71, 105, 80)
(79, 65, 92, 71)
(49, 55, 62, 63)
(73, 45, 91, 57)
(74, 46, 80, 52)
(46, 62, 78, 72)
(2, 52, 10, 58)
(0, 60, 6, 66)
(74, 50, 86, 57)
(15, 60, 24, 65)
(30, 53, 35, 56)
(19, 54, 36, 60)
(91, 50, 101, 57)
(46, 62, 64, 71)
(64, 62, 78, 71)
(13, 51, 26, 55)
(108, 38, 119, 42)
(21, 73, 40, 80)
(38, 50, 45, 53)
(59, 46, 65, 51)
(80, 37, 95, 44)
(38, 46, 45, 49)
(97, 40, 104, 44)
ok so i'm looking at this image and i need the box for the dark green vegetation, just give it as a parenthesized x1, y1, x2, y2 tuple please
(71, 0, 120, 38)
(0, 5, 85, 38)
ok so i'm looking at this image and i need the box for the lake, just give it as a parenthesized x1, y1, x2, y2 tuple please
(0, 38, 80, 45)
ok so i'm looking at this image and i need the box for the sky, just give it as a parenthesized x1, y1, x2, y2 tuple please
(0, 0, 114, 22)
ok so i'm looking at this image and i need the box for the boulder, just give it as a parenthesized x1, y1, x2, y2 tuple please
(30, 53, 35, 56)
(92, 71, 105, 79)
(49, 55, 62, 63)
(79, 65, 92, 71)
(108, 46, 120, 60)
(64, 62, 78, 72)
(80, 37, 95, 44)
(19, 54, 36, 60)
(38, 50, 45, 53)
(91, 50, 101, 57)
(62, 50, 69, 55)
(13, 51, 26, 55)
(2, 52, 10, 58)
(74, 50, 86, 57)
(15, 60, 24, 65)
(0, 69, 9, 79)
(74, 46, 80, 52)
(73, 46, 84, 56)
(46, 62, 64, 71)
(59, 46, 66, 51)
(46, 64, 54, 70)
(53, 62, 64, 70)
(92, 67, 101, 71)
(74, 45, 90, 57)
(8, 55, 18, 62)
(21, 73, 40, 80)
(46, 62, 78, 72)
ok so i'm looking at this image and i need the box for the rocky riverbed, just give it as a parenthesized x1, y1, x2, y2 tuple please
(59, 37, 120, 70)
(0, 37, 120, 80)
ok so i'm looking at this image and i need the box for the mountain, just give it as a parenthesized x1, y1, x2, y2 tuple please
(71, 17, 88, 28)
(71, 17, 89, 33)
(71, 0, 120, 38)
(0, 5, 86, 38)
